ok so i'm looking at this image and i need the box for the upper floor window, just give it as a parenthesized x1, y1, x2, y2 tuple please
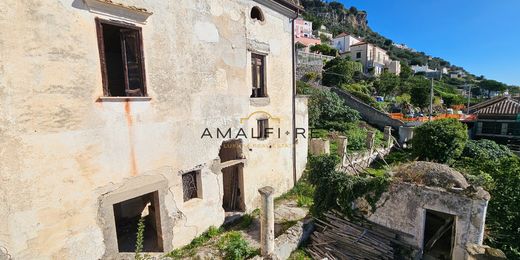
(96, 18, 147, 97)
(250, 6, 265, 22)
(356, 52, 362, 59)
(251, 53, 266, 98)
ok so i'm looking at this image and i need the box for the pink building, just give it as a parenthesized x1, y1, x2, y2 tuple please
(294, 17, 321, 52)
(294, 17, 313, 38)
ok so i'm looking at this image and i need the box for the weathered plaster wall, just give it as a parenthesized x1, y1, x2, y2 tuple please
(367, 182, 488, 260)
(0, 0, 305, 259)
(295, 96, 309, 180)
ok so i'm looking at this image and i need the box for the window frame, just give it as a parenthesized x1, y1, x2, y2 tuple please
(95, 17, 148, 97)
(356, 51, 362, 59)
(251, 53, 267, 98)
(181, 170, 203, 202)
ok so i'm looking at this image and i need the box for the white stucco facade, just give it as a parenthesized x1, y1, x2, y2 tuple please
(0, 0, 307, 259)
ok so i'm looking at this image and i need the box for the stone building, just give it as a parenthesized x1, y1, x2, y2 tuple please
(362, 162, 490, 260)
(0, 0, 308, 259)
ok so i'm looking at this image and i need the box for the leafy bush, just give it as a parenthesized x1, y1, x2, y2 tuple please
(456, 155, 520, 258)
(322, 57, 363, 87)
(308, 154, 390, 216)
(310, 44, 338, 56)
(217, 231, 257, 260)
(303, 71, 320, 82)
(412, 119, 468, 163)
(480, 157, 520, 258)
(407, 76, 431, 108)
(462, 139, 513, 161)
(316, 91, 360, 131)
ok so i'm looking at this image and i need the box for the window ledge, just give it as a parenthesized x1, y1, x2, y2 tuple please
(84, 0, 153, 24)
(97, 96, 151, 102)
(250, 97, 270, 107)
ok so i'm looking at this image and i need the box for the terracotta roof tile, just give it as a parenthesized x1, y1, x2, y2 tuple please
(475, 98, 520, 115)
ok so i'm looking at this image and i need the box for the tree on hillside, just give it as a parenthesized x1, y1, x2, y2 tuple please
(373, 72, 400, 98)
(310, 44, 338, 56)
(399, 62, 413, 80)
(479, 79, 507, 98)
(322, 57, 363, 87)
(407, 76, 430, 108)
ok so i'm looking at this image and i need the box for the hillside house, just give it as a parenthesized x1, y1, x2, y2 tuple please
(348, 42, 401, 76)
(332, 32, 361, 53)
(467, 96, 520, 151)
(0, 0, 308, 259)
(294, 17, 321, 52)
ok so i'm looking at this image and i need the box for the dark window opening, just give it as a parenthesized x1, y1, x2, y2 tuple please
(257, 119, 269, 139)
(423, 210, 455, 260)
(250, 6, 265, 21)
(182, 171, 202, 202)
(96, 18, 146, 97)
(251, 53, 266, 98)
(481, 122, 502, 135)
(113, 191, 163, 252)
(356, 52, 362, 59)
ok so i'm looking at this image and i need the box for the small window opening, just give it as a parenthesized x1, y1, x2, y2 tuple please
(251, 53, 266, 98)
(257, 119, 269, 139)
(113, 191, 163, 252)
(250, 6, 265, 22)
(182, 171, 202, 202)
(96, 19, 146, 97)
(356, 52, 362, 59)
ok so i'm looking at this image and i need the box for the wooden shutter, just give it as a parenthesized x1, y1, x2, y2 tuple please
(120, 29, 144, 96)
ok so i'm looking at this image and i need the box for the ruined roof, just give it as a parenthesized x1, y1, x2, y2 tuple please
(394, 161, 469, 189)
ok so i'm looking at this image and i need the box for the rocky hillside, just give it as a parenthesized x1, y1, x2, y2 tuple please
(300, 0, 469, 77)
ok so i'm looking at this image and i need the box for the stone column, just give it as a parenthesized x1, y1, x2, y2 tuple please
(383, 126, 392, 148)
(258, 186, 275, 257)
(336, 136, 348, 165)
(309, 138, 330, 155)
(366, 131, 376, 152)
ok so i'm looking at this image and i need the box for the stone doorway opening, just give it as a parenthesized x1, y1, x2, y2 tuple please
(423, 210, 456, 260)
(222, 164, 245, 212)
(219, 140, 245, 213)
(113, 191, 163, 252)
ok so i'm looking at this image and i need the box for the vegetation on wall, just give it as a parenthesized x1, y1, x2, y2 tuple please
(307, 154, 391, 217)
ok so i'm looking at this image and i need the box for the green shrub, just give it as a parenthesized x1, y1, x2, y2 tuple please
(462, 139, 513, 161)
(344, 126, 367, 152)
(322, 57, 363, 87)
(303, 71, 320, 82)
(217, 231, 257, 260)
(308, 154, 390, 217)
(412, 119, 468, 163)
(457, 156, 520, 259)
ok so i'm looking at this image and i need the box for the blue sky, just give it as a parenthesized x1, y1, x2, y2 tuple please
(337, 0, 520, 86)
